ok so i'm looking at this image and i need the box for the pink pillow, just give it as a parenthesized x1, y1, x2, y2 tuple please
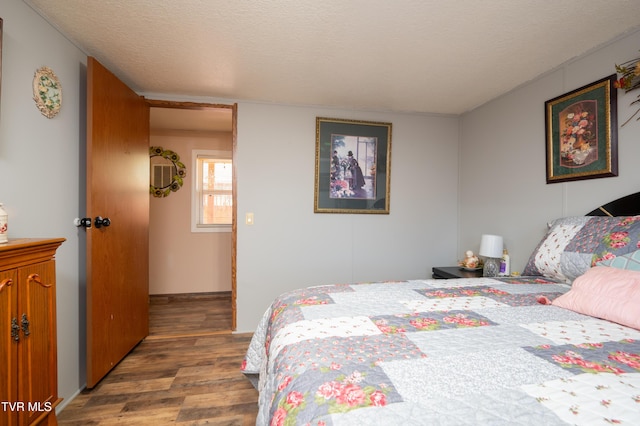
(552, 266, 640, 330)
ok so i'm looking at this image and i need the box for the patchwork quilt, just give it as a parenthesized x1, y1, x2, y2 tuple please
(242, 277, 640, 425)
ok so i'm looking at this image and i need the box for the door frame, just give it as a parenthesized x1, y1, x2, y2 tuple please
(146, 99, 238, 330)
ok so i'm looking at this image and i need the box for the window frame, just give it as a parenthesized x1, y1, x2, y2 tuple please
(191, 149, 233, 233)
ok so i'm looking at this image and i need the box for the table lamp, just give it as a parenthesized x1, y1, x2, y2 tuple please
(479, 234, 503, 277)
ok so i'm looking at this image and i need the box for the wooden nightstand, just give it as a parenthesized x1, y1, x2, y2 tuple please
(432, 266, 483, 279)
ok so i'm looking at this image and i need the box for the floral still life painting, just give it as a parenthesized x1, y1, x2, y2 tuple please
(559, 101, 597, 168)
(545, 75, 617, 184)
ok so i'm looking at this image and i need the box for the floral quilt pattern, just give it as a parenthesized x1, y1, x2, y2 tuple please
(523, 215, 640, 283)
(242, 278, 640, 425)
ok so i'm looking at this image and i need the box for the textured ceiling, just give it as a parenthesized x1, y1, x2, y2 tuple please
(24, 0, 640, 116)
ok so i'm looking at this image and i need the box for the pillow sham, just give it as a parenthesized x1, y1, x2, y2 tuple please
(551, 266, 640, 330)
(596, 249, 640, 271)
(522, 216, 591, 282)
(523, 216, 640, 283)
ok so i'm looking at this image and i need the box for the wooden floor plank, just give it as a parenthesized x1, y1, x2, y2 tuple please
(57, 294, 259, 425)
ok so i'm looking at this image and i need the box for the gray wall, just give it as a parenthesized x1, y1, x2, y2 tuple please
(234, 103, 461, 332)
(459, 28, 640, 273)
(1, 0, 87, 407)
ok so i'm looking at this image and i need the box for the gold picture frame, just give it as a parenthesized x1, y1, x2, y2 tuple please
(545, 75, 618, 183)
(314, 117, 392, 214)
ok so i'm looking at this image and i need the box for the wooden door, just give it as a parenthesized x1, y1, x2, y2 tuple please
(86, 57, 150, 388)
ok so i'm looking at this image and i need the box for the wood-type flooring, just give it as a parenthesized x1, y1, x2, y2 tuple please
(57, 293, 259, 425)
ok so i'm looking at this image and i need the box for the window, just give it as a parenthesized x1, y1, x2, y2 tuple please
(192, 150, 232, 232)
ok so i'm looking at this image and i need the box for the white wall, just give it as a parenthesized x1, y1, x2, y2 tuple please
(149, 129, 233, 294)
(459, 28, 640, 273)
(1, 0, 87, 409)
(235, 103, 460, 331)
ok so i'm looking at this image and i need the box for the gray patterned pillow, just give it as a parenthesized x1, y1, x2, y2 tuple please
(523, 216, 640, 282)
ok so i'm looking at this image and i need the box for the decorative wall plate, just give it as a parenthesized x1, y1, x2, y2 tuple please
(33, 66, 62, 118)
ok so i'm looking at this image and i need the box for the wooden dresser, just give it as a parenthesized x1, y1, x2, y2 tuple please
(0, 238, 65, 425)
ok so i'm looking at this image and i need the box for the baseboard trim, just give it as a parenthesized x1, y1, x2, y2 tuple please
(56, 387, 83, 414)
(145, 329, 232, 341)
(149, 291, 231, 302)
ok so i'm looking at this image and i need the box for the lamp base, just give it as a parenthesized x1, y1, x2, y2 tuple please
(483, 257, 500, 277)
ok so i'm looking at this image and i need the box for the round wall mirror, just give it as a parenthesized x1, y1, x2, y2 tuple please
(150, 146, 187, 198)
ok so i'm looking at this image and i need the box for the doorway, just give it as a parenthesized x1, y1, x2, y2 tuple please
(147, 101, 237, 336)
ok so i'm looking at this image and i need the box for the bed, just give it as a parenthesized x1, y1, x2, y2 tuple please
(242, 199, 640, 425)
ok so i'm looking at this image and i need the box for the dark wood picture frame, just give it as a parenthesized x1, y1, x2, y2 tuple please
(1, 17, 3, 108)
(545, 74, 618, 184)
(314, 117, 392, 214)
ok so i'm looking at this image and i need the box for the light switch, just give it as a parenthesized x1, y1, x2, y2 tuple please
(245, 212, 254, 225)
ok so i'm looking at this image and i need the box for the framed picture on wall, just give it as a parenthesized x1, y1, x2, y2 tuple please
(314, 117, 392, 214)
(545, 74, 618, 184)
(1, 17, 3, 107)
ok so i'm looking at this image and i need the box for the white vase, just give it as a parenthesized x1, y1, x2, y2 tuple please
(0, 203, 7, 243)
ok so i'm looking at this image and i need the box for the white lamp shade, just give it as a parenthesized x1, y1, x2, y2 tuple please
(479, 234, 503, 258)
